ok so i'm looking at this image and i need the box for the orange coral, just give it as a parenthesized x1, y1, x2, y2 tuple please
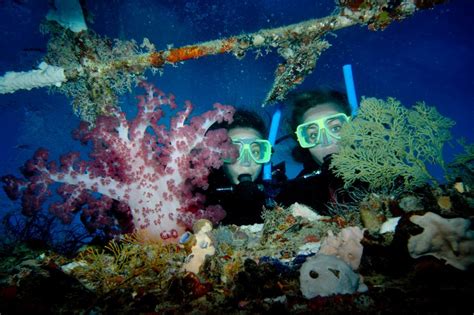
(166, 46, 209, 63)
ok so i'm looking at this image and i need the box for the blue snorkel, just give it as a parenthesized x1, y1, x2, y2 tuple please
(263, 106, 281, 181)
(343, 64, 358, 116)
(262, 65, 356, 188)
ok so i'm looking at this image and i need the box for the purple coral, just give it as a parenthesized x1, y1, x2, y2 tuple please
(2, 82, 235, 242)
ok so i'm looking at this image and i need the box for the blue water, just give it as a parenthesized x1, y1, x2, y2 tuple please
(0, 0, 473, 220)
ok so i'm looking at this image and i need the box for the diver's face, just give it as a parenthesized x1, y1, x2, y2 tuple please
(223, 127, 263, 185)
(302, 103, 345, 165)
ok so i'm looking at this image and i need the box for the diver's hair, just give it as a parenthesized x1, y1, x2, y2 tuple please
(209, 109, 268, 137)
(288, 89, 351, 165)
(289, 89, 351, 132)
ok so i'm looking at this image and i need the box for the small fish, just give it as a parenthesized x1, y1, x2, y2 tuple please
(22, 47, 46, 53)
(13, 144, 32, 150)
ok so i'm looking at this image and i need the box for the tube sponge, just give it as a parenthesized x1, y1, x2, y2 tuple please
(46, 0, 87, 33)
(0, 62, 66, 94)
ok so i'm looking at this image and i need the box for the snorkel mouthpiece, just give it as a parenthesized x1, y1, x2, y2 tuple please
(238, 174, 253, 183)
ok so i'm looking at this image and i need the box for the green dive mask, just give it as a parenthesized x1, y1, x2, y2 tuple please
(295, 113, 350, 148)
(224, 138, 272, 164)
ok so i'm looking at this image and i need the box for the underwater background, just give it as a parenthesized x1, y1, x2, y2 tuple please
(1, 0, 473, 192)
(0, 1, 473, 313)
(0, 0, 471, 232)
(0, 1, 471, 237)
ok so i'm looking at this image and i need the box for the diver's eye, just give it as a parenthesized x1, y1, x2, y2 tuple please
(250, 143, 261, 158)
(326, 118, 345, 135)
(305, 124, 319, 142)
(306, 124, 318, 132)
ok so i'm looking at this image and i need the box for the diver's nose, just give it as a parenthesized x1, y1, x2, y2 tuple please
(319, 129, 331, 147)
(239, 151, 252, 166)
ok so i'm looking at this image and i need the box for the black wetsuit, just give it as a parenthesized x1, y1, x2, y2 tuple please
(276, 155, 349, 215)
(205, 170, 267, 226)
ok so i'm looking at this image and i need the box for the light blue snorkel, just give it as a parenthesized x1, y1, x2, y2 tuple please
(263, 107, 281, 181)
(343, 64, 359, 116)
(263, 65, 357, 181)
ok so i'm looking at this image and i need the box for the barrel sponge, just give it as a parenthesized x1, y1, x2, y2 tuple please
(408, 212, 474, 270)
(319, 226, 364, 270)
(299, 254, 367, 299)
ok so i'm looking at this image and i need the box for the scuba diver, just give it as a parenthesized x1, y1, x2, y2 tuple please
(205, 109, 282, 225)
(276, 90, 353, 215)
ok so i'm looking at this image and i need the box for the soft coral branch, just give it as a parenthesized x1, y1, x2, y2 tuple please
(2, 82, 235, 242)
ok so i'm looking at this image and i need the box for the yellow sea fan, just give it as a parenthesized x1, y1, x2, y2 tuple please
(330, 97, 454, 191)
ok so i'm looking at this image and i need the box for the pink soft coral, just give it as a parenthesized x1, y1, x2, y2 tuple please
(2, 82, 235, 242)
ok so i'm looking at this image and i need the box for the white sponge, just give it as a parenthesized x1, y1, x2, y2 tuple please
(0, 62, 66, 94)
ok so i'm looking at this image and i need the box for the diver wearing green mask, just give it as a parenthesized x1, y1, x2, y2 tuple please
(205, 109, 277, 225)
(222, 134, 272, 185)
(277, 90, 353, 214)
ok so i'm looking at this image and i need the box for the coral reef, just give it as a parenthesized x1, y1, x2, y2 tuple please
(1, 190, 473, 313)
(2, 83, 235, 242)
(42, 22, 152, 123)
(448, 139, 474, 189)
(67, 234, 185, 294)
(182, 219, 216, 274)
(330, 97, 454, 191)
(1, 210, 90, 256)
